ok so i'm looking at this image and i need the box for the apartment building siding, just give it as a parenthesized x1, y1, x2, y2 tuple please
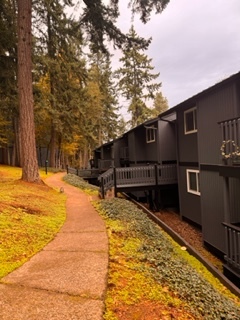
(197, 80, 240, 253)
(158, 120, 177, 163)
(178, 165, 202, 225)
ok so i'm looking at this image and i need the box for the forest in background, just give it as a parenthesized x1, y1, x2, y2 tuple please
(0, 0, 169, 177)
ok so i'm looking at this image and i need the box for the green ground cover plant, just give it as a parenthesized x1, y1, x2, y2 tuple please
(63, 173, 99, 194)
(97, 198, 240, 319)
(0, 165, 66, 278)
(53, 173, 240, 319)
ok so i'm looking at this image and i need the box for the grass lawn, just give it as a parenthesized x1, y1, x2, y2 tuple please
(0, 165, 66, 278)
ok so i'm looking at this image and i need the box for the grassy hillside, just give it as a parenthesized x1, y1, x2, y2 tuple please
(0, 165, 66, 278)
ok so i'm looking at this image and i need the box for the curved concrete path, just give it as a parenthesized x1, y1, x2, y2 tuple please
(0, 173, 108, 320)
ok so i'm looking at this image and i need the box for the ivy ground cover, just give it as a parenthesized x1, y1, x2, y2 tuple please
(62, 174, 240, 319)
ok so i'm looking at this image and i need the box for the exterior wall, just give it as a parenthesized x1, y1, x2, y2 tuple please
(128, 120, 176, 166)
(178, 166, 201, 225)
(128, 122, 159, 165)
(135, 125, 158, 164)
(102, 144, 112, 160)
(176, 80, 240, 240)
(197, 82, 239, 253)
(128, 131, 136, 164)
(134, 126, 148, 163)
(125, 119, 178, 203)
(176, 107, 200, 224)
(158, 121, 176, 163)
(118, 136, 129, 167)
(200, 171, 225, 252)
(198, 83, 237, 165)
(112, 140, 121, 167)
(177, 109, 198, 163)
(229, 177, 240, 223)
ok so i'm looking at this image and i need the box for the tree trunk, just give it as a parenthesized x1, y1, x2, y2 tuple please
(17, 0, 40, 182)
(83, 144, 89, 168)
(49, 124, 57, 167)
(12, 116, 20, 167)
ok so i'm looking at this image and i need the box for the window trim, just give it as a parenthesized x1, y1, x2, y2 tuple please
(186, 169, 200, 196)
(146, 126, 156, 143)
(184, 107, 197, 135)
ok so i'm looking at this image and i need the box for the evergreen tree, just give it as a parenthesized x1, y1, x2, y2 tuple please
(115, 25, 161, 127)
(33, 0, 87, 168)
(88, 51, 120, 145)
(80, 0, 169, 52)
(117, 116, 128, 137)
(0, 0, 19, 165)
(12, 0, 169, 180)
(17, 0, 40, 182)
(152, 91, 169, 116)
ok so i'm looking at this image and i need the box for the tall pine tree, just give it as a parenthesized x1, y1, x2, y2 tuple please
(33, 0, 87, 168)
(0, 0, 19, 165)
(17, 0, 40, 182)
(151, 91, 169, 116)
(88, 51, 120, 145)
(13, 0, 170, 180)
(115, 25, 161, 127)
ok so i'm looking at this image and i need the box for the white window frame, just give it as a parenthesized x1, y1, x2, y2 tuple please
(186, 169, 200, 196)
(184, 107, 197, 134)
(146, 126, 156, 143)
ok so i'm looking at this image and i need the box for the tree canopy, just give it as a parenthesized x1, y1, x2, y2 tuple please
(115, 26, 161, 127)
(0, 0, 170, 178)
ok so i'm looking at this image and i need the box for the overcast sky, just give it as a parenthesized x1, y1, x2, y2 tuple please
(111, 0, 240, 112)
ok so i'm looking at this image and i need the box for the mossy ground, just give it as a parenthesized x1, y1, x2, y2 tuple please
(96, 198, 240, 320)
(43, 174, 240, 319)
(0, 165, 66, 278)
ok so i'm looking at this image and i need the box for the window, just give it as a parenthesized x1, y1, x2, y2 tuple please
(186, 169, 200, 195)
(184, 107, 197, 134)
(146, 126, 156, 143)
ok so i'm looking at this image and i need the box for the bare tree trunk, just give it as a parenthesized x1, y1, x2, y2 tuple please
(17, 0, 40, 182)
(49, 124, 57, 167)
(12, 116, 20, 166)
(83, 144, 89, 168)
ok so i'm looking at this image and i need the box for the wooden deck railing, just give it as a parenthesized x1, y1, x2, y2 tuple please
(67, 166, 99, 178)
(99, 164, 178, 198)
(222, 222, 240, 273)
(99, 168, 114, 196)
(98, 159, 114, 171)
(219, 117, 240, 165)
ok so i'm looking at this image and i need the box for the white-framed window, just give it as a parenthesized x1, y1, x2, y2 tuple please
(186, 169, 200, 195)
(184, 107, 197, 134)
(146, 126, 156, 143)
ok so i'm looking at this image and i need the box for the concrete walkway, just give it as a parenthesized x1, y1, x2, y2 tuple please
(0, 173, 108, 320)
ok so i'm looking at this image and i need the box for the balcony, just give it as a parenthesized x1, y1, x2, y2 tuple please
(99, 164, 178, 197)
(219, 117, 240, 166)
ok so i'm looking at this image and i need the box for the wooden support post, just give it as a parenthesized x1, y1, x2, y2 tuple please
(223, 177, 230, 223)
(154, 164, 160, 211)
(154, 164, 158, 186)
(113, 167, 117, 197)
(101, 176, 105, 199)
